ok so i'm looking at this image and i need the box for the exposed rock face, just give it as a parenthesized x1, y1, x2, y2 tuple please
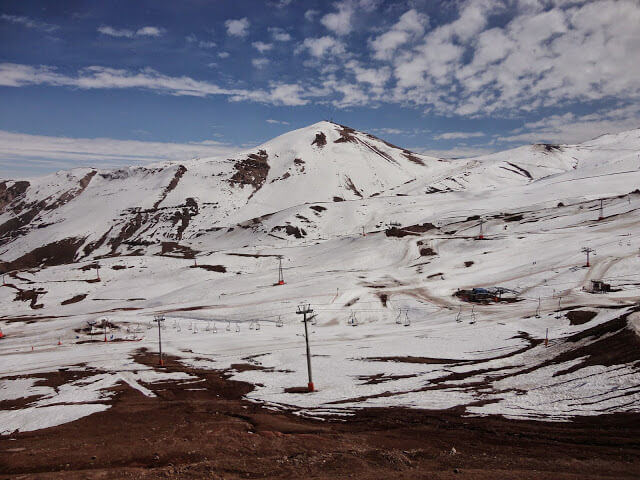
(311, 132, 326, 147)
(0, 180, 30, 210)
(154, 165, 187, 209)
(0, 237, 86, 271)
(230, 150, 270, 193)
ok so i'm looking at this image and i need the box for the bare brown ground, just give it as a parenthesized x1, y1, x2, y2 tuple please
(1, 351, 639, 479)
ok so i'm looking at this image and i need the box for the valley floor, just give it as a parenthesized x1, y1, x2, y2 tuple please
(2, 351, 639, 480)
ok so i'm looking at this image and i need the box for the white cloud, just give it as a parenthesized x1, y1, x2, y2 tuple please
(268, 27, 292, 42)
(135, 26, 163, 37)
(218, 52, 230, 58)
(266, 119, 289, 125)
(370, 9, 428, 60)
(390, 0, 640, 117)
(497, 105, 640, 144)
(321, 1, 354, 36)
(346, 60, 390, 88)
(252, 58, 270, 69)
(0, 14, 58, 32)
(225, 17, 250, 37)
(299, 36, 345, 57)
(0, 63, 309, 106)
(434, 131, 486, 140)
(98, 25, 164, 38)
(252, 41, 273, 53)
(370, 128, 404, 135)
(0, 130, 241, 178)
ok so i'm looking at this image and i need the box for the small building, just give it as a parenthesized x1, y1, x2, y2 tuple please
(590, 280, 611, 293)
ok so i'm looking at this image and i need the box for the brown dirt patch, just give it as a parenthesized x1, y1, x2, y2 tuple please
(2, 350, 639, 479)
(191, 264, 226, 273)
(567, 310, 598, 326)
(61, 294, 88, 305)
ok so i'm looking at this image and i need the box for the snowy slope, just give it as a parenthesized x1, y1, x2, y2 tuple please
(1, 123, 640, 433)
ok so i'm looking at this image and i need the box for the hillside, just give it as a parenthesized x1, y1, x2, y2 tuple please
(1, 122, 640, 436)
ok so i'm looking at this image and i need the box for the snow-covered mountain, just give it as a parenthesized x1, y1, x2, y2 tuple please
(0, 122, 448, 268)
(2, 122, 640, 430)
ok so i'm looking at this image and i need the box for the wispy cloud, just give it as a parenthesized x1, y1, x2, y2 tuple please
(266, 119, 289, 125)
(0, 63, 309, 106)
(98, 25, 164, 38)
(186, 34, 216, 48)
(434, 131, 485, 140)
(0, 14, 59, 32)
(252, 58, 270, 69)
(417, 146, 496, 159)
(0, 130, 242, 179)
(496, 105, 640, 145)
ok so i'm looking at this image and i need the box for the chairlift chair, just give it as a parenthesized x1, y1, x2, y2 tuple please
(255, 321, 260, 331)
(212, 323, 217, 333)
(226, 320, 231, 331)
(276, 316, 283, 327)
(235, 322, 240, 332)
(403, 311, 410, 327)
(395, 309, 403, 325)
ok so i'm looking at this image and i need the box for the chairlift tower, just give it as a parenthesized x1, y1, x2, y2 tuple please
(581, 247, 594, 267)
(296, 304, 315, 392)
(598, 199, 604, 220)
(154, 315, 165, 366)
(277, 257, 285, 285)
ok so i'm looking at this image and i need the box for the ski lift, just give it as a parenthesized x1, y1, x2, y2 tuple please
(226, 320, 231, 331)
(255, 321, 261, 331)
(249, 320, 255, 330)
(348, 311, 358, 326)
(235, 322, 240, 332)
(310, 314, 317, 326)
(403, 310, 410, 327)
(276, 316, 283, 327)
(205, 322, 211, 332)
(193, 323, 198, 334)
(173, 319, 177, 329)
(212, 323, 217, 333)
(395, 309, 403, 325)
(455, 306, 462, 323)
(469, 305, 476, 324)
(188, 322, 193, 331)
(177, 322, 182, 332)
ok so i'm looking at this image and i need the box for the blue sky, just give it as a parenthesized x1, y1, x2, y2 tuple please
(1, 0, 639, 177)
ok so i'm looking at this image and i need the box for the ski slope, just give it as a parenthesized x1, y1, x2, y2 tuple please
(1, 122, 640, 434)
